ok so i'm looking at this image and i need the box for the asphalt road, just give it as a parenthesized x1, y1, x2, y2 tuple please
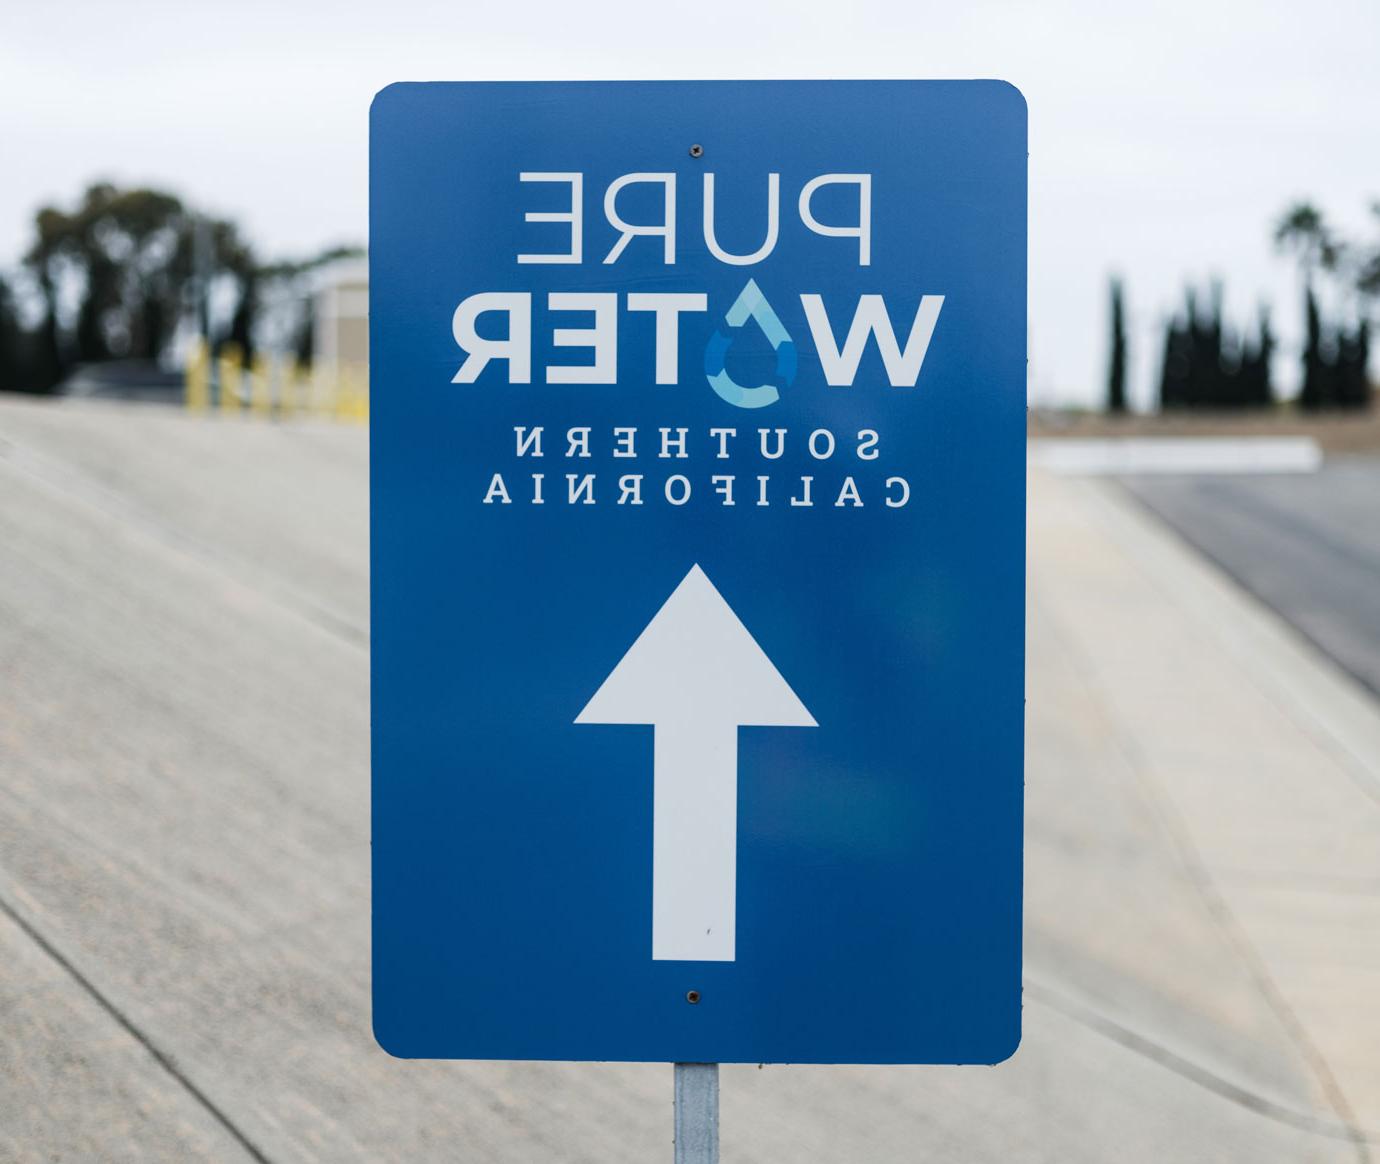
(0, 396, 1377, 1162)
(1123, 457, 1380, 697)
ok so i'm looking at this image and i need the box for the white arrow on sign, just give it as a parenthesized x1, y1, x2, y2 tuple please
(576, 564, 817, 962)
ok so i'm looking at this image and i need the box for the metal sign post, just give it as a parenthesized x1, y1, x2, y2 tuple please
(674, 1063, 719, 1164)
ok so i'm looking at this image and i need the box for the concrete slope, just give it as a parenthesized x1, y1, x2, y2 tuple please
(0, 395, 1375, 1162)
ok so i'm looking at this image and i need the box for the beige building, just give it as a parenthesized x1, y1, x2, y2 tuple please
(313, 257, 369, 391)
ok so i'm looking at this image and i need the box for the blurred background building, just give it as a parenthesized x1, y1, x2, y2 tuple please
(312, 254, 370, 399)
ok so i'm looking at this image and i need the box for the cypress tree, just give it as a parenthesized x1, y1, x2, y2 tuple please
(1206, 282, 1226, 406)
(0, 275, 19, 391)
(1254, 309, 1276, 407)
(1358, 321, 1372, 409)
(1299, 289, 1326, 410)
(1157, 285, 1276, 411)
(1157, 315, 1175, 410)
(1159, 310, 1191, 410)
(1337, 322, 1370, 409)
(1186, 287, 1213, 407)
(1107, 278, 1127, 413)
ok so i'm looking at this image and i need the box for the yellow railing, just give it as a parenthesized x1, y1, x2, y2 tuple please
(184, 341, 368, 423)
(185, 338, 211, 411)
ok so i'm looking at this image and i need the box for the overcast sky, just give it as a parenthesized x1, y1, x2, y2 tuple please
(3, 0, 1377, 407)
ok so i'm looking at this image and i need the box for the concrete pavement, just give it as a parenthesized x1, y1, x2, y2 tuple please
(0, 395, 1376, 1161)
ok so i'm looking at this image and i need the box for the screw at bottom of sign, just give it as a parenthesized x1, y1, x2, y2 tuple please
(686, 990, 701, 1004)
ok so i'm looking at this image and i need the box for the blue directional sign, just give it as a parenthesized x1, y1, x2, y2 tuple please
(371, 80, 1026, 1065)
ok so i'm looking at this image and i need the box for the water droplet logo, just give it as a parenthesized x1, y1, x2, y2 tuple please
(703, 279, 797, 409)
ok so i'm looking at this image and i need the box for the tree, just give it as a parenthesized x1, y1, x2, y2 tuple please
(293, 297, 316, 367)
(1337, 320, 1370, 409)
(1298, 288, 1330, 410)
(1272, 198, 1375, 411)
(1158, 311, 1189, 410)
(9, 181, 363, 393)
(1274, 202, 1339, 293)
(1359, 203, 1380, 301)
(255, 242, 364, 368)
(1157, 283, 1275, 411)
(1106, 278, 1127, 413)
(23, 182, 254, 370)
(225, 268, 259, 361)
(74, 253, 119, 363)
(30, 303, 64, 392)
(0, 275, 21, 390)
(1247, 308, 1275, 407)
(1199, 281, 1227, 406)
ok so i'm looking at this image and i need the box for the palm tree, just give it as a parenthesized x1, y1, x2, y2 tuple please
(1274, 202, 1339, 293)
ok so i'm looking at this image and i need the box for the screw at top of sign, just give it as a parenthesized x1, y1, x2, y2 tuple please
(686, 990, 701, 1004)
(689, 144, 704, 158)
